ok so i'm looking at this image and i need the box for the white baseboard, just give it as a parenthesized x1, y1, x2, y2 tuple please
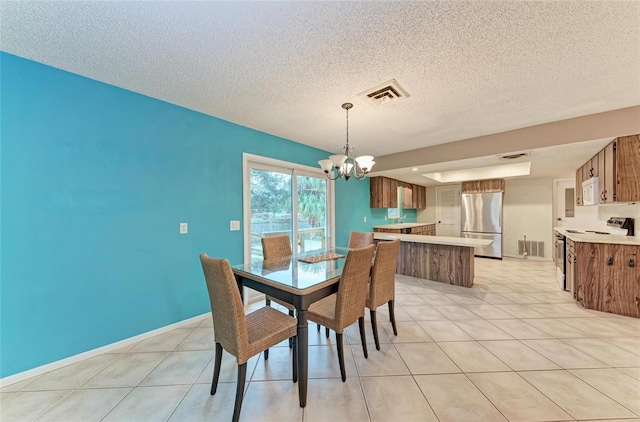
(0, 313, 210, 388)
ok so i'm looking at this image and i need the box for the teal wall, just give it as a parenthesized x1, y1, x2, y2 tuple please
(0, 53, 374, 377)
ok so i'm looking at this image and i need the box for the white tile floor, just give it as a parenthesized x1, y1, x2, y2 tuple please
(2, 257, 639, 421)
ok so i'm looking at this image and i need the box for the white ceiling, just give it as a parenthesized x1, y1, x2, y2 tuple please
(2, 1, 639, 181)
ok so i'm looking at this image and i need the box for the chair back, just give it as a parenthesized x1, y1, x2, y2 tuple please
(199, 254, 248, 359)
(369, 239, 401, 308)
(334, 245, 376, 327)
(348, 231, 374, 248)
(261, 235, 292, 259)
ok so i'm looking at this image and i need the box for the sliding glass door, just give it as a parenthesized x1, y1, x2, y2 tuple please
(249, 166, 294, 259)
(244, 154, 334, 261)
(296, 172, 328, 254)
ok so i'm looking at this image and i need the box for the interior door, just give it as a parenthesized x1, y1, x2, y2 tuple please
(436, 185, 461, 237)
(554, 179, 576, 228)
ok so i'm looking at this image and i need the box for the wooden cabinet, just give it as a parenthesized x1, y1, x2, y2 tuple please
(411, 184, 426, 209)
(601, 141, 615, 203)
(375, 227, 404, 234)
(575, 134, 640, 205)
(615, 134, 640, 202)
(575, 167, 583, 206)
(410, 225, 427, 235)
(370, 177, 426, 209)
(584, 155, 599, 179)
(401, 187, 412, 209)
(575, 241, 640, 318)
(603, 244, 639, 317)
(425, 224, 436, 236)
(370, 176, 398, 208)
(374, 223, 436, 236)
(567, 239, 577, 298)
(461, 179, 505, 194)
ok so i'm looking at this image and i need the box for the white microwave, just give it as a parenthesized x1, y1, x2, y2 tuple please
(582, 177, 599, 205)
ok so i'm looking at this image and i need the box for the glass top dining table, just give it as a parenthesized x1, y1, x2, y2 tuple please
(231, 247, 350, 408)
(232, 247, 349, 294)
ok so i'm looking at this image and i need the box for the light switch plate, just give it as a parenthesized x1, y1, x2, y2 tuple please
(180, 222, 188, 234)
(230, 220, 240, 231)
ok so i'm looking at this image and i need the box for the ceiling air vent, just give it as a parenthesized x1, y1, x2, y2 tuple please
(498, 151, 530, 160)
(358, 79, 410, 107)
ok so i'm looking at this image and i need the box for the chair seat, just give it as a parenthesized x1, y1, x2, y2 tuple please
(243, 307, 297, 362)
(308, 294, 340, 333)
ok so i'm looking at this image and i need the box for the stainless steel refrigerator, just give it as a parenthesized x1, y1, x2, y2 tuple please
(461, 192, 503, 259)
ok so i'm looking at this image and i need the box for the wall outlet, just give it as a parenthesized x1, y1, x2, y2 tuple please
(230, 220, 240, 231)
(179, 222, 188, 234)
(363, 216, 367, 223)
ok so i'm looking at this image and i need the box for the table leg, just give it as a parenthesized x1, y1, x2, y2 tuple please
(296, 308, 308, 407)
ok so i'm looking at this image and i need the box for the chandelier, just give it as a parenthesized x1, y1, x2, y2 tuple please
(318, 103, 375, 181)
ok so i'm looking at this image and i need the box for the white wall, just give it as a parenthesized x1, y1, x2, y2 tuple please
(503, 178, 554, 259)
(417, 186, 437, 223)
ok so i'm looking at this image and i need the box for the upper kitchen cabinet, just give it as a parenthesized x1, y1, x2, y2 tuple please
(411, 184, 426, 209)
(584, 154, 599, 179)
(600, 141, 616, 203)
(575, 167, 584, 206)
(461, 179, 505, 194)
(401, 186, 412, 209)
(370, 177, 426, 209)
(615, 134, 640, 202)
(576, 134, 640, 205)
(370, 176, 398, 208)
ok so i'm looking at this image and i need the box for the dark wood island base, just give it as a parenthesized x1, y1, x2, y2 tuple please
(396, 241, 475, 287)
(374, 233, 491, 288)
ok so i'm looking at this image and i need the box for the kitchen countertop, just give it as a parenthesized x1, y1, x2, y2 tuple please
(554, 227, 640, 245)
(373, 222, 435, 229)
(374, 232, 492, 247)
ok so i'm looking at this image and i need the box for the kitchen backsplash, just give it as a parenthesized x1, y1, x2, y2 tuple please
(598, 203, 640, 220)
(572, 202, 639, 238)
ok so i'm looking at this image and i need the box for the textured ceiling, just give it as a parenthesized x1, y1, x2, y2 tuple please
(2, 1, 639, 177)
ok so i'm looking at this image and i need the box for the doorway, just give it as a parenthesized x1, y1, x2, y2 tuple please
(553, 179, 576, 228)
(435, 185, 461, 237)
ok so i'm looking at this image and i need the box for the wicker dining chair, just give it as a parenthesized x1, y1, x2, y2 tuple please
(307, 244, 375, 381)
(262, 235, 296, 352)
(262, 236, 296, 314)
(199, 254, 297, 422)
(348, 231, 375, 248)
(367, 239, 401, 350)
(319, 231, 374, 337)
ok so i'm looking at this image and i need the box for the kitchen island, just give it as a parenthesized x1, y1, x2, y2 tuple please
(374, 233, 492, 287)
